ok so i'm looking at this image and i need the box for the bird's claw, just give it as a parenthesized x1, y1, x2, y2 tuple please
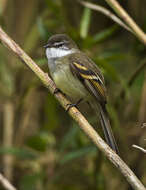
(53, 88, 61, 95)
(66, 99, 83, 112)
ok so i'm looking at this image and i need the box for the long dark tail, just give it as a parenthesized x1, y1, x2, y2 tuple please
(98, 104, 119, 154)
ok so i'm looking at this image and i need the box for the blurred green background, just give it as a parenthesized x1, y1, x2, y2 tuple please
(0, 0, 146, 189)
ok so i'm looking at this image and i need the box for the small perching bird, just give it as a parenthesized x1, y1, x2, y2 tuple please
(44, 34, 119, 154)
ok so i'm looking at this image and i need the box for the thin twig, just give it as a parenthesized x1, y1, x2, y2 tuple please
(0, 173, 16, 190)
(132, 145, 146, 154)
(128, 61, 146, 87)
(79, 1, 133, 33)
(105, 0, 146, 45)
(0, 26, 145, 190)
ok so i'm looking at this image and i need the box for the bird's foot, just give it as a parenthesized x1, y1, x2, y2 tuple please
(53, 88, 61, 95)
(66, 98, 83, 112)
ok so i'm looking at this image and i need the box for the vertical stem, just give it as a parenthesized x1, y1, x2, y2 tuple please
(138, 73, 146, 123)
(0, 0, 8, 14)
(3, 101, 14, 181)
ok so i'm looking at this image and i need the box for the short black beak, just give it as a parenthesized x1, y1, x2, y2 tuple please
(43, 43, 50, 49)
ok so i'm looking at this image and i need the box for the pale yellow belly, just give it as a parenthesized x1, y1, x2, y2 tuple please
(53, 67, 89, 101)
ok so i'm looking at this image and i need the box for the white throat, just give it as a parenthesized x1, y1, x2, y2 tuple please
(46, 47, 76, 59)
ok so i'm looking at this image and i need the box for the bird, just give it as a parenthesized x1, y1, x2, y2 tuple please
(44, 34, 119, 154)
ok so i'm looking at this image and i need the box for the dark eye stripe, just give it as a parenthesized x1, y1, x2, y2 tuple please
(52, 41, 69, 50)
(54, 42, 64, 47)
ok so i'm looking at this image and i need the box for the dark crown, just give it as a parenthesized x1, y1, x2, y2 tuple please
(44, 34, 78, 49)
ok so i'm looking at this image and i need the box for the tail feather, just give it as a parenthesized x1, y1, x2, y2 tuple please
(99, 104, 119, 154)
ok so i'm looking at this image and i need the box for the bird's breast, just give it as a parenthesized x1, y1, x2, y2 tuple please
(53, 64, 89, 101)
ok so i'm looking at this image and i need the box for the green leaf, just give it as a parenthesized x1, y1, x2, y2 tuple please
(94, 58, 120, 82)
(59, 124, 79, 151)
(60, 146, 97, 164)
(82, 25, 119, 49)
(35, 58, 46, 66)
(80, 7, 92, 39)
(0, 147, 37, 159)
(98, 51, 127, 62)
(107, 104, 120, 130)
(119, 77, 130, 100)
(26, 132, 55, 152)
(37, 17, 49, 40)
(44, 93, 59, 131)
(19, 173, 44, 190)
(23, 24, 40, 53)
(0, 55, 15, 97)
(93, 25, 118, 43)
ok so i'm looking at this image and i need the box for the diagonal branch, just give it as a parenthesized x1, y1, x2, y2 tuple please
(0, 173, 16, 190)
(104, 0, 146, 45)
(0, 26, 145, 190)
(79, 1, 133, 33)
